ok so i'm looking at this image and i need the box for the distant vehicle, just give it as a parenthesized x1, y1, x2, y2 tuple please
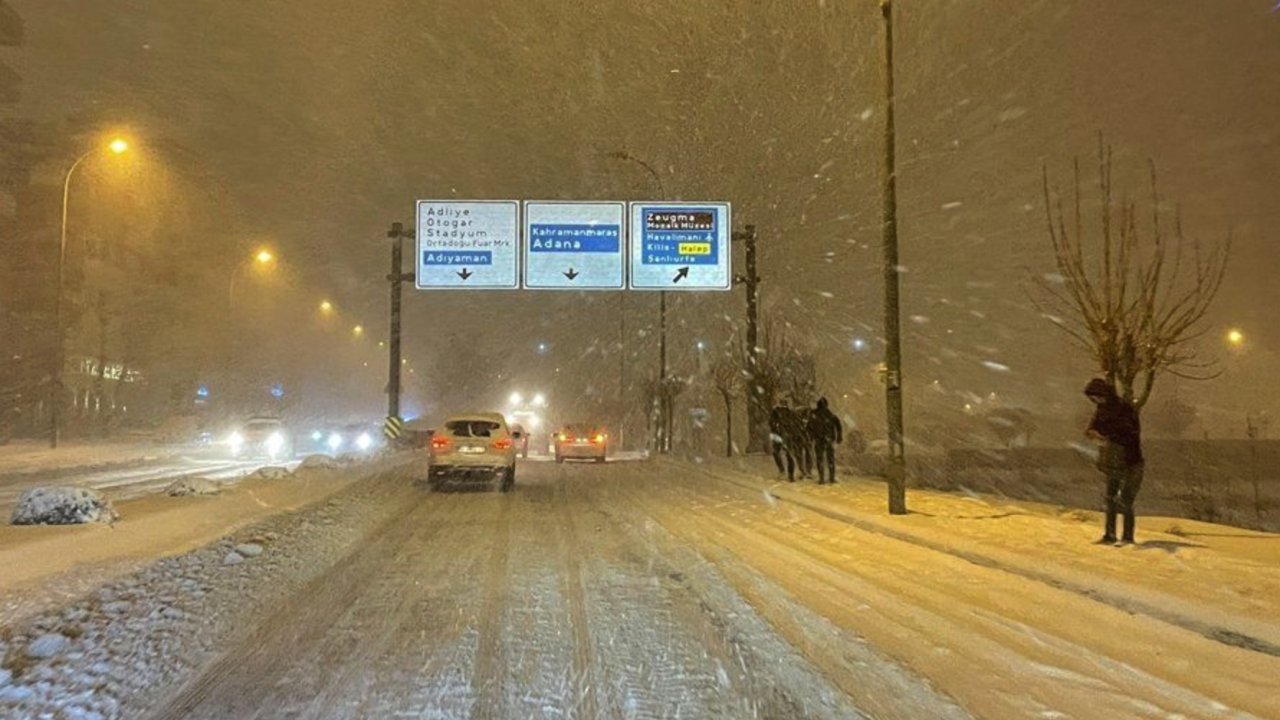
(509, 422, 530, 459)
(554, 423, 608, 463)
(228, 416, 292, 461)
(428, 413, 516, 492)
(303, 421, 380, 456)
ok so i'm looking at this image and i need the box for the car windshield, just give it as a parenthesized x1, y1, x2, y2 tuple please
(445, 420, 501, 438)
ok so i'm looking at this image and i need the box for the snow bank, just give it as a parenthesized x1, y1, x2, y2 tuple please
(10, 487, 117, 526)
(166, 477, 221, 497)
(297, 454, 340, 471)
(247, 466, 291, 481)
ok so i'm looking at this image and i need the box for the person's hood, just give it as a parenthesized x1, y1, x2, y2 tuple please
(1083, 378, 1118, 400)
(816, 397, 829, 410)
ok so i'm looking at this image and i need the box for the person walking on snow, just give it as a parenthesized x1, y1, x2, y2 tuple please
(1083, 378, 1145, 545)
(793, 404, 815, 479)
(808, 397, 843, 484)
(769, 401, 798, 482)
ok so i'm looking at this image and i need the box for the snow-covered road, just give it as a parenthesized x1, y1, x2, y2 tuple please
(3, 457, 1277, 719)
(0, 451, 299, 512)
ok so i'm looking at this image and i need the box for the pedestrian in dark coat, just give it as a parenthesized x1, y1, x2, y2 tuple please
(1084, 378, 1145, 545)
(769, 401, 798, 481)
(793, 405, 815, 479)
(807, 397, 843, 484)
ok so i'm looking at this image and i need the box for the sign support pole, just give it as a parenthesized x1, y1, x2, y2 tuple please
(386, 222, 414, 426)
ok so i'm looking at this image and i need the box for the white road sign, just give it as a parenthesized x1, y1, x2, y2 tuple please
(415, 200, 519, 290)
(628, 202, 732, 291)
(523, 201, 626, 290)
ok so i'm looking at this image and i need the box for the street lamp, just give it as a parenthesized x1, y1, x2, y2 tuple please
(227, 246, 278, 309)
(319, 300, 333, 314)
(352, 324, 364, 337)
(607, 149, 672, 453)
(50, 135, 131, 448)
(1227, 328, 1245, 348)
(509, 392, 523, 407)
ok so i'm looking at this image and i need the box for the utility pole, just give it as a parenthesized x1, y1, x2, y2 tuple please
(386, 222, 414, 425)
(731, 224, 764, 452)
(659, 290, 669, 453)
(881, 0, 908, 515)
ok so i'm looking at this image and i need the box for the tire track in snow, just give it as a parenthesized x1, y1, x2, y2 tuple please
(145, 490, 445, 720)
(470, 491, 512, 720)
(555, 476, 599, 719)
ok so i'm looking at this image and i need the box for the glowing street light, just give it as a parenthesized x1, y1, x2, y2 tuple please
(108, 137, 129, 155)
(509, 392, 523, 407)
(532, 393, 546, 407)
(228, 247, 280, 308)
(1227, 328, 1245, 348)
(352, 324, 364, 337)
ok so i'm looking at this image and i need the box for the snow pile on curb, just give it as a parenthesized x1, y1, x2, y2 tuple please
(10, 487, 117, 525)
(297, 454, 340, 471)
(248, 466, 291, 481)
(166, 477, 221, 497)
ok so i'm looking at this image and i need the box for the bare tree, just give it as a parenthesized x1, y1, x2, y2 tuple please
(1032, 139, 1231, 409)
(711, 354, 742, 457)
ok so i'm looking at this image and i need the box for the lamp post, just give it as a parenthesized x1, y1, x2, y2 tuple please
(607, 150, 672, 452)
(50, 136, 129, 449)
(880, 0, 908, 514)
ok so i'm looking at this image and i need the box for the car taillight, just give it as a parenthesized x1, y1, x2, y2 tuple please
(492, 437, 513, 450)
(593, 433, 606, 444)
(431, 436, 451, 450)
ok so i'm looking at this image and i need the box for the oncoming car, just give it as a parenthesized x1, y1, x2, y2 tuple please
(554, 423, 608, 463)
(305, 422, 380, 456)
(428, 413, 516, 492)
(228, 417, 293, 461)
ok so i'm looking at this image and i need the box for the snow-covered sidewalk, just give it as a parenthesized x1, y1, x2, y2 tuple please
(679, 456, 1280, 656)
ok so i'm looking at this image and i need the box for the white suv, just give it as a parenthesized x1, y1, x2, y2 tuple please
(428, 413, 517, 492)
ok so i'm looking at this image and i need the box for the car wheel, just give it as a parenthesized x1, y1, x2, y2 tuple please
(500, 466, 515, 493)
(594, 455, 606, 464)
(555, 454, 564, 464)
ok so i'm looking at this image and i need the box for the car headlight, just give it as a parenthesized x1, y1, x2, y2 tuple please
(356, 432, 373, 451)
(327, 432, 343, 451)
(311, 430, 323, 442)
(266, 432, 286, 454)
(228, 432, 245, 449)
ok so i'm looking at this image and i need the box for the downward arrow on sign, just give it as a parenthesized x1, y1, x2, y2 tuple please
(564, 268, 579, 281)
(457, 268, 473, 281)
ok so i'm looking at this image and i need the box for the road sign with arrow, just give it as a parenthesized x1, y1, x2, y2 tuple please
(415, 200, 519, 290)
(522, 201, 626, 290)
(629, 202, 731, 291)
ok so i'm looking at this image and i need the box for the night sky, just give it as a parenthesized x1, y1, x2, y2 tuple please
(10, 0, 1279, 441)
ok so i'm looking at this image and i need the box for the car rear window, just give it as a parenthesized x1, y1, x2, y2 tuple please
(445, 420, 502, 438)
(565, 424, 598, 436)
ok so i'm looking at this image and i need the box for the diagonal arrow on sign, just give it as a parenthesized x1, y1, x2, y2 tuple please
(672, 267, 690, 283)
(457, 268, 473, 281)
(563, 268, 579, 281)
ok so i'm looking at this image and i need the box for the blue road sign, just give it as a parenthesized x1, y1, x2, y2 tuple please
(629, 202, 731, 291)
(416, 200, 520, 289)
(523, 201, 626, 290)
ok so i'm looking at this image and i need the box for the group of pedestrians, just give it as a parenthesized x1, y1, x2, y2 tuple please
(769, 397, 843, 484)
